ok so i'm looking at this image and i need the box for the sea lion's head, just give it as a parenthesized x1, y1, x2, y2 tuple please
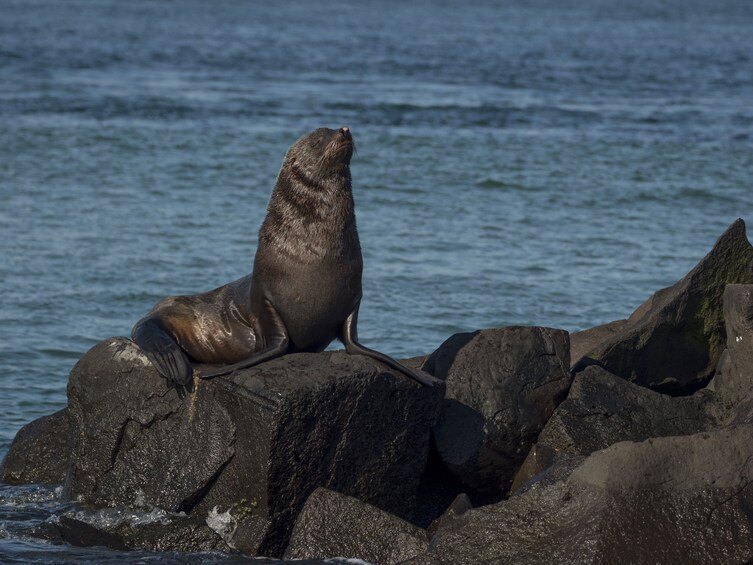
(285, 127, 354, 180)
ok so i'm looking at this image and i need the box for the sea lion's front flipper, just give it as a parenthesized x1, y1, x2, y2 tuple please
(199, 298, 289, 379)
(131, 318, 193, 387)
(341, 301, 441, 387)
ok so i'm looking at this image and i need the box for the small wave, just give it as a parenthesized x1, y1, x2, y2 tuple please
(615, 190, 668, 205)
(677, 186, 715, 200)
(476, 178, 541, 191)
(37, 347, 81, 360)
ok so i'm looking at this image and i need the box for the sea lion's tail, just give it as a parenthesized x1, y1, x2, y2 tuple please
(131, 317, 193, 387)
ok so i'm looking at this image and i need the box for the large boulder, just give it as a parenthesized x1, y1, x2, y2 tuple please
(574, 219, 753, 394)
(1, 409, 69, 485)
(284, 488, 428, 564)
(411, 426, 753, 564)
(534, 366, 713, 455)
(424, 326, 570, 496)
(511, 365, 715, 490)
(65, 338, 442, 557)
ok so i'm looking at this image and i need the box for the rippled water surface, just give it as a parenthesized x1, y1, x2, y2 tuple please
(1, 0, 753, 562)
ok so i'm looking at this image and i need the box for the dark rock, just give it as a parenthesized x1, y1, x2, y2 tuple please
(409, 426, 753, 564)
(708, 284, 753, 423)
(284, 488, 428, 564)
(424, 326, 570, 496)
(1, 409, 69, 485)
(64, 338, 204, 511)
(569, 319, 627, 369)
(530, 365, 714, 456)
(575, 219, 753, 394)
(51, 508, 228, 553)
(65, 338, 442, 557)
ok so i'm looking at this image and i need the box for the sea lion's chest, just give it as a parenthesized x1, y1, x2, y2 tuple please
(255, 245, 362, 350)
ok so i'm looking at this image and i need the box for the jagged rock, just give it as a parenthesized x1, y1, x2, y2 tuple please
(574, 219, 753, 394)
(708, 285, 753, 424)
(423, 326, 570, 496)
(1, 409, 69, 485)
(50, 509, 229, 553)
(409, 426, 753, 564)
(512, 363, 717, 492)
(284, 488, 428, 564)
(531, 365, 713, 456)
(65, 338, 442, 557)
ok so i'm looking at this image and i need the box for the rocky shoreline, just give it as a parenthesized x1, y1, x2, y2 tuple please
(3, 219, 753, 564)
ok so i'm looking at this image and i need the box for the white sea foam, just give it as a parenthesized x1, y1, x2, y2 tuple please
(206, 506, 238, 549)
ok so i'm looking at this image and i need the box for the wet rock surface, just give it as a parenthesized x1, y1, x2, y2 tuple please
(425, 326, 570, 496)
(532, 365, 714, 456)
(0, 408, 69, 485)
(284, 488, 428, 564)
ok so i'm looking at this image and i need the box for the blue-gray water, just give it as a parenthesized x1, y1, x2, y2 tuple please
(1, 0, 752, 562)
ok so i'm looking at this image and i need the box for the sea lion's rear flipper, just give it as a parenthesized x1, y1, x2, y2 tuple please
(199, 298, 289, 379)
(131, 318, 193, 387)
(341, 301, 442, 387)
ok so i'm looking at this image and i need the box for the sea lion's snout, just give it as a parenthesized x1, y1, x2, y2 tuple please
(288, 127, 354, 174)
(330, 127, 354, 165)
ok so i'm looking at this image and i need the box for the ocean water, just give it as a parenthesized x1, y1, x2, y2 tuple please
(1, 0, 752, 562)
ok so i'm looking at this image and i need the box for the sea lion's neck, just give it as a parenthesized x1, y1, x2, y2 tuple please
(258, 166, 360, 261)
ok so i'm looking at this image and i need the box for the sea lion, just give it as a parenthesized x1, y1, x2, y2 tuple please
(131, 127, 439, 389)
